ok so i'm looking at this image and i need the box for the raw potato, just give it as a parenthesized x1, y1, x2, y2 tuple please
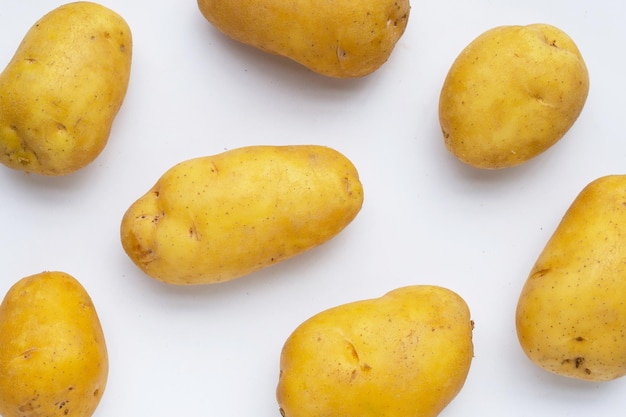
(120, 145, 364, 285)
(0, 1, 132, 176)
(0, 271, 108, 417)
(439, 24, 589, 169)
(277, 285, 474, 417)
(197, 0, 410, 78)
(516, 175, 626, 381)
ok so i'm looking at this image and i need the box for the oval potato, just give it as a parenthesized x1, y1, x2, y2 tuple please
(277, 285, 474, 417)
(0, 271, 108, 417)
(0, 2, 132, 176)
(439, 24, 589, 169)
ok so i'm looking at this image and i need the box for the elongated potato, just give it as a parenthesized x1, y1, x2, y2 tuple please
(120, 145, 364, 285)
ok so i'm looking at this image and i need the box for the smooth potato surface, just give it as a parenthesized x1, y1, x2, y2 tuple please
(0, 271, 108, 417)
(277, 285, 474, 417)
(516, 175, 626, 381)
(120, 145, 364, 285)
(197, 0, 410, 78)
(439, 24, 588, 169)
(0, 1, 132, 175)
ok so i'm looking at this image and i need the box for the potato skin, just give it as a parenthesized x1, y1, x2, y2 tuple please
(516, 176, 626, 381)
(0, 1, 132, 176)
(0, 271, 108, 417)
(276, 285, 474, 417)
(197, 0, 410, 78)
(120, 145, 364, 285)
(439, 24, 589, 169)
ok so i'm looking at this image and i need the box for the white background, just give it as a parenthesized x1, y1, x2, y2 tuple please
(1, 0, 626, 416)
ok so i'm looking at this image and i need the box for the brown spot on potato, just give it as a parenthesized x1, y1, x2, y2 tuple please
(575, 357, 584, 368)
(347, 342, 359, 361)
(563, 356, 587, 371)
(19, 402, 36, 412)
(343, 177, 352, 196)
(336, 44, 347, 61)
(20, 347, 37, 359)
(531, 268, 551, 279)
(189, 224, 200, 240)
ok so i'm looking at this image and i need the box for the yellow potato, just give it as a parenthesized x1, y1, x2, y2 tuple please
(277, 285, 474, 417)
(197, 0, 410, 78)
(439, 24, 589, 169)
(0, 2, 132, 176)
(120, 145, 364, 285)
(0, 271, 108, 417)
(516, 175, 626, 381)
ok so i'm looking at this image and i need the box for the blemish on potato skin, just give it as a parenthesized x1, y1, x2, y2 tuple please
(530, 268, 551, 279)
(189, 224, 200, 240)
(17, 156, 32, 166)
(137, 213, 161, 226)
(20, 347, 38, 359)
(55, 399, 69, 411)
(18, 399, 39, 413)
(560, 356, 592, 375)
(336, 44, 347, 61)
(343, 177, 353, 196)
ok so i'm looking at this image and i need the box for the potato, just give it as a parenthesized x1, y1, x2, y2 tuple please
(120, 145, 364, 285)
(0, 2, 132, 176)
(439, 24, 589, 169)
(0, 271, 108, 417)
(197, 0, 410, 78)
(516, 175, 626, 381)
(276, 285, 474, 417)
